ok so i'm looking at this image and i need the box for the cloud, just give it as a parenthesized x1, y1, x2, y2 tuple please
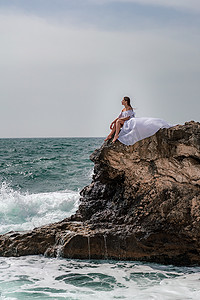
(0, 10, 200, 137)
(88, 0, 200, 13)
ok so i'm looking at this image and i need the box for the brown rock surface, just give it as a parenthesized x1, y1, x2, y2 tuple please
(0, 121, 200, 265)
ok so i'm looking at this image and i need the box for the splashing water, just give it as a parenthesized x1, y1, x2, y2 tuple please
(0, 256, 200, 300)
(0, 181, 79, 234)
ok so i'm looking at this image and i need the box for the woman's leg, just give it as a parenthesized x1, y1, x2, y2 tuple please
(104, 123, 116, 141)
(112, 119, 124, 142)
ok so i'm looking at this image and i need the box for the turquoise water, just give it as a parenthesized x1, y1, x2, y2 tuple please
(0, 138, 200, 299)
(0, 138, 102, 234)
(1, 256, 200, 300)
(0, 138, 102, 194)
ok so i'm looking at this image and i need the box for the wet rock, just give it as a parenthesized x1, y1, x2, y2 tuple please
(0, 121, 200, 265)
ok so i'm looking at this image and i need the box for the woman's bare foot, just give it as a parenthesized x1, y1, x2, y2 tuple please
(104, 135, 112, 141)
(112, 135, 119, 143)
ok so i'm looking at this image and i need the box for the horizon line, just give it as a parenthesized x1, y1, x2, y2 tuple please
(0, 136, 105, 139)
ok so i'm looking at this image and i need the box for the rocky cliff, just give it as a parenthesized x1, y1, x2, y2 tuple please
(0, 121, 200, 265)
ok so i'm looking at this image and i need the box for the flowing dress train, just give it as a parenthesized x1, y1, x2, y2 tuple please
(117, 110, 172, 146)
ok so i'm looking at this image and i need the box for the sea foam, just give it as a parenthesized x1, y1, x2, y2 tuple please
(0, 256, 200, 300)
(0, 182, 79, 234)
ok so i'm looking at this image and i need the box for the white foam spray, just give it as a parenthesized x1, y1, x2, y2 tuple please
(0, 182, 79, 234)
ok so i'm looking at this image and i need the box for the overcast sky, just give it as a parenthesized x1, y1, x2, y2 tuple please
(0, 0, 200, 138)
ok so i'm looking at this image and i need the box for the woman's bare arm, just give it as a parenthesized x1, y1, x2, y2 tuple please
(119, 116, 130, 121)
(110, 117, 120, 129)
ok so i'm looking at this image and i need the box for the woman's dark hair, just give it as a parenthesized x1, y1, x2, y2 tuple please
(124, 96, 133, 109)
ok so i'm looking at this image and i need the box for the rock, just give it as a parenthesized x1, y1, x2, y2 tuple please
(0, 121, 200, 265)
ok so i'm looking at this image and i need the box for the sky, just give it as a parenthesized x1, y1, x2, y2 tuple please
(0, 0, 200, 138)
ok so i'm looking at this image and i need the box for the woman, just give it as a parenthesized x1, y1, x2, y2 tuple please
(105, 96, 172, 145)
(104, 96, 135, 143)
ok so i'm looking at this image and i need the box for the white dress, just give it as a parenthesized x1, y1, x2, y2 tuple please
(117, 110, 172, 146)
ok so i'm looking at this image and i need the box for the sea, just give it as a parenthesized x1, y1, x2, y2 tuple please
(0, 138, 200, 300)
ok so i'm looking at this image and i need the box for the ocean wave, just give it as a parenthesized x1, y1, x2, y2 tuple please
(0, 182, 80, 235)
